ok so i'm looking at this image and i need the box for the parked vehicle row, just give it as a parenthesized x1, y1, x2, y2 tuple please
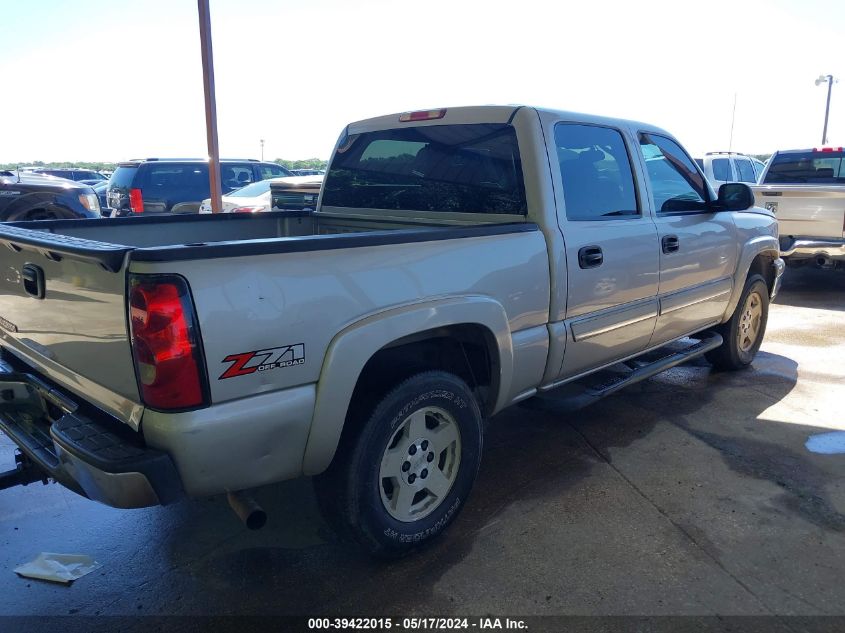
(30, 168, 108, 186)
(0, 105, 782, 558)
(106, 158, 294, 216)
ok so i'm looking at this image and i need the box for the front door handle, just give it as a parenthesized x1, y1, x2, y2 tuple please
(578, 245, 603, 269)
(662, 235, 680, 254)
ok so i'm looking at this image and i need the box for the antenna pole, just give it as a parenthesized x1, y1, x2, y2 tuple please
(728, 92, 737, 153)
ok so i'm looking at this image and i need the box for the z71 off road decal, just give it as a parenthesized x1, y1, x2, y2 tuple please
(219, 344, 305, 380)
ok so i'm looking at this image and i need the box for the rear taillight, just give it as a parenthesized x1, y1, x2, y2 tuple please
(128, 274, 208, 410)
(129, 188, 144, 213)
(232, 206, 265, 213)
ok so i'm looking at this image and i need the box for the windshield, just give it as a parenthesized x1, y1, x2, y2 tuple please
(227, 180, 272, 197)
(764, 151, 845, 184)
(322, 123, 527, 215)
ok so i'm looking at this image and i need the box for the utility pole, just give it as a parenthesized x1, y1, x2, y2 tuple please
(198, 0, 222, 213)
(260, 139, 265, 161)
(815, 74, 836, 146)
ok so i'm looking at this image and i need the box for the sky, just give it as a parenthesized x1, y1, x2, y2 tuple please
(0, 0, 843, 163)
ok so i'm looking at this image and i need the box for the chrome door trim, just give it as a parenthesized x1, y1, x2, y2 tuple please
(570, 298, 659, 342)
(658, 277, 733, 316)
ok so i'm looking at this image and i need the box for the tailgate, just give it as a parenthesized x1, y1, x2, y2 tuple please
(755, 185, 845, 237)
(0, 224, 142, 426)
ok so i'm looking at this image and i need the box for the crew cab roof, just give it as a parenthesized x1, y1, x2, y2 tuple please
(345, 104, 673, 138)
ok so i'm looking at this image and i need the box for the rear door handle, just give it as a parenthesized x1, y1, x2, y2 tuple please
(662, 235, 680, 254)
(578, 245, 603, 269)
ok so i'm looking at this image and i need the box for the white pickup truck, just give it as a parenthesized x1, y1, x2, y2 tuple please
(0, 106, 783, 556)
(754, 147, 845, 269)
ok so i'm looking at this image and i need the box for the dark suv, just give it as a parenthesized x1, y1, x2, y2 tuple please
(31, 168, 108, 186)
(0, 171, 101, 221)
(106, 158, 293, 216)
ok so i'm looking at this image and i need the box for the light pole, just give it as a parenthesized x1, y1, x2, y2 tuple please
(260, 139, 265, 161)
(197, 0, 222, 213)
(815, 74, 836, 145)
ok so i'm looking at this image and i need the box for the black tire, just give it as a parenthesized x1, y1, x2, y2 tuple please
(314, 371, 483, 558)
(705, 274, 769, 371)
(23, 208, 59, 221)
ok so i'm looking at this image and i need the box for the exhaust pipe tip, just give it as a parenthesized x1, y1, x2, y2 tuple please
(227, 490, 267, 530)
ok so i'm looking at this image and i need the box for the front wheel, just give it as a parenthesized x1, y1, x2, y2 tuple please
(314, 371, 483, 558)
(705, 274, 769, 371)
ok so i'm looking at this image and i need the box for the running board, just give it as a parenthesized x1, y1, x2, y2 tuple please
(583, 331, 722, 398)
(523, 332, 723, 412)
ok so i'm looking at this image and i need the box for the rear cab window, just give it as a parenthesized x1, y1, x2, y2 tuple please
(764, 151, 845, 184)
(321, 123, 527, 218)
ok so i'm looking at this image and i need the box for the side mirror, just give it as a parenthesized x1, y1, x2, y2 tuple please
(717, 183, 754, 211)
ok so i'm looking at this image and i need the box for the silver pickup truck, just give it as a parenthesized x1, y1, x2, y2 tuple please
(0, 106, 783, 556)
(753, 147, 845, 269)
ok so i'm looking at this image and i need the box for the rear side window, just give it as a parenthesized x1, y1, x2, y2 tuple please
(639, 133, 708, 212)
(764, 151, 845, 184)
(322, 123, 527, 215)
(109, 165, 139, 188)
(711, 158, 731, 182)
(141, 164, 209, 196)
(735, 158, 757, 183)
(554, 123, 639, 221)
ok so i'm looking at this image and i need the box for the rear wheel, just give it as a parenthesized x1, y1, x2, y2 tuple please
(314, 371, 483, 558)
(706, 274, 769, 370)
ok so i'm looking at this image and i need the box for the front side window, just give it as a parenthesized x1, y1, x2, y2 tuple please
(554, 123, 639, 221)
(222, 165, 254, 191)
(322, 123, 527, 215)
(735, 158, 757, 183)
(260, 163, 292, 179)
(711, 158, 731, 182)
(639, 133, 708, 213)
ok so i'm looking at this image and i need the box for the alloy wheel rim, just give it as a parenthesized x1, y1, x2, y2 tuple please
(737, 291, 763, 353)
(378, 406, 462, 522)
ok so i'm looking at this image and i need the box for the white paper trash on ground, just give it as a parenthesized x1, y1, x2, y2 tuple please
(14, 553, 102, 584)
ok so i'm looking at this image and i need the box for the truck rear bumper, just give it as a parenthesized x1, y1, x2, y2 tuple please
(0, 354, 182, 508)
(780, 237, 845, 260)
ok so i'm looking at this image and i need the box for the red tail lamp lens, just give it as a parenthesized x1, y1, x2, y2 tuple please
(129, 188, 144, 213)
(128, 275, 207, 410)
